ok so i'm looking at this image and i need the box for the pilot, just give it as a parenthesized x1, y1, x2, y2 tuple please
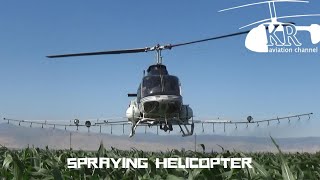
(150, 84, 161, 94)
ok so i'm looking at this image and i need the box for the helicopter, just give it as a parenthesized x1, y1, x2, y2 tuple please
(39, 0, 316, 137)
(46, 32, 250, 137)
(1, 30, 313, 137)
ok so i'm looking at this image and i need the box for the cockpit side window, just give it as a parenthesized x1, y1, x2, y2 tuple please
(163, 76, 180, 94)
(137, 84, 141, 103)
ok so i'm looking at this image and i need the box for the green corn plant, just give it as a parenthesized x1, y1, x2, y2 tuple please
(0, 140, 320, 180)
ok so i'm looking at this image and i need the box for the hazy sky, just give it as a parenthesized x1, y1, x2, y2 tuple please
(0, 0, 319, 137)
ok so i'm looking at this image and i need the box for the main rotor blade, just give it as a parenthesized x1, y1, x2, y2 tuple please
(170, 30, 250, 48)
(47, 48, 148, 58)
(47, 30, 250, 58)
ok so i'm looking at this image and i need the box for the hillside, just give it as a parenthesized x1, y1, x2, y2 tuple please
(0, 123, 319, 152)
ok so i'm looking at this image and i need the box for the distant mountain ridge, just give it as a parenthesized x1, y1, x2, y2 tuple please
(0, 123, 319, 152)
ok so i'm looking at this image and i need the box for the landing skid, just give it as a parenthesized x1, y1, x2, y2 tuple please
(129, 118, 194, 137)
(178, 122, 194, 137)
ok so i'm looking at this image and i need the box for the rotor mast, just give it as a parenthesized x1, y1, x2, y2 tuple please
(150, 44, 167, 64)
(156, 49, 163, 64)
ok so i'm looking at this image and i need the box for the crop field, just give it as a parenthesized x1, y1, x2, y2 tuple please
(0, 139, 320, 180)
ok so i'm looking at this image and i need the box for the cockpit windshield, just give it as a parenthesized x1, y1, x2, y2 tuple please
(141, 75, 180, 97)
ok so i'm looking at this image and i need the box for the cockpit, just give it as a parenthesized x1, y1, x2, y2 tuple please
(141, 75, 180, 98)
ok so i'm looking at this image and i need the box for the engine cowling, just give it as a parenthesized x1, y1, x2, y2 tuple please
(179, 105, 193, 121)
(126, 100, 140, 121)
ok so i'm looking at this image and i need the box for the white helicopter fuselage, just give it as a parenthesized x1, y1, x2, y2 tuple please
(125, 64, 194, 137)
(126, 95, 193, 124)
